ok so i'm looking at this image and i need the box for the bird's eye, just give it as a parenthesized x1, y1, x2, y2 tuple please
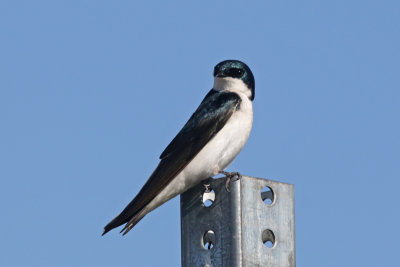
(228, 68, 244, 78)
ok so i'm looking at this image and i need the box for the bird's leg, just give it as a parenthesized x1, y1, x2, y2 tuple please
(219, 171, 241, 192)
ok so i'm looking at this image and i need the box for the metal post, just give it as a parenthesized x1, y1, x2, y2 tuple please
(180, 175, 295, 267)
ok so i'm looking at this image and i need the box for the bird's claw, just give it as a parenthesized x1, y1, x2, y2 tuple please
(219, 171, 241, 192)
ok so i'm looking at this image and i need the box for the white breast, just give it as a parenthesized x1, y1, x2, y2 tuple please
(188, 91, 253, 177)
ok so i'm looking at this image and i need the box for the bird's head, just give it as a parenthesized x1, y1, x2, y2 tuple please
(213, 60, 255, 101)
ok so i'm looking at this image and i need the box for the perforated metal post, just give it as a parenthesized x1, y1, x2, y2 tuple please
(180, 175, 295, 267)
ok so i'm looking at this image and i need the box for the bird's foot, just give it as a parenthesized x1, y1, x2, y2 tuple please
(219, 171, 241, 192)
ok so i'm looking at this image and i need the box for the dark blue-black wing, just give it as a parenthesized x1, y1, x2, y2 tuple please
(160, 89, 241, 159)
(103, 89, 241, 235)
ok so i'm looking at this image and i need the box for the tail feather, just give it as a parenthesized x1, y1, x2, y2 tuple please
(102, 216, 124, 236)
(120, 211, 146, 236)
(102, 208, 147, 236)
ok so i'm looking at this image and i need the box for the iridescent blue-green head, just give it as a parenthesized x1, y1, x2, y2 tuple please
(213, 60, 255, 101)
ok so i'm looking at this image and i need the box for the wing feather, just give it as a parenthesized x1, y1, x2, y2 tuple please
(103, 89, 241, 235)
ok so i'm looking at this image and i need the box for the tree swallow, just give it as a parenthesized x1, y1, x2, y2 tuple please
(103, 60, 255, 236)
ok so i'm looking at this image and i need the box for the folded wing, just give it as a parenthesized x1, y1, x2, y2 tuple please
(103, 89, 241, 235)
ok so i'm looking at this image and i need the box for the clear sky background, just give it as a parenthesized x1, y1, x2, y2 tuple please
(1, 1, 399, 266)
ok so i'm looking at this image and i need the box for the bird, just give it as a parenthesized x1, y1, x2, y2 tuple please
(103, 59, 255, 236)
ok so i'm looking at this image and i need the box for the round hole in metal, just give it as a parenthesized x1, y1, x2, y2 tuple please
(261, 186, 274, 205)
(202, 230, 215, 250)
(202, 189, 215, 207)
(262, 229, 276, 248)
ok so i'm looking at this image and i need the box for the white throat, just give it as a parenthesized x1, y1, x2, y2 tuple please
(213, 77, 252, 99)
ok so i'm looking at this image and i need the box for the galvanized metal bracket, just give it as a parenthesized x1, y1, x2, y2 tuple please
(180, 175, 295, 267)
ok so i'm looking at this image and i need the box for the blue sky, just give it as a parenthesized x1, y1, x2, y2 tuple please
(1, 1, 399, 266)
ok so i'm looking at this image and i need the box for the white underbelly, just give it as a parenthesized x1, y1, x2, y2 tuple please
(144, 93, 253, 213)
